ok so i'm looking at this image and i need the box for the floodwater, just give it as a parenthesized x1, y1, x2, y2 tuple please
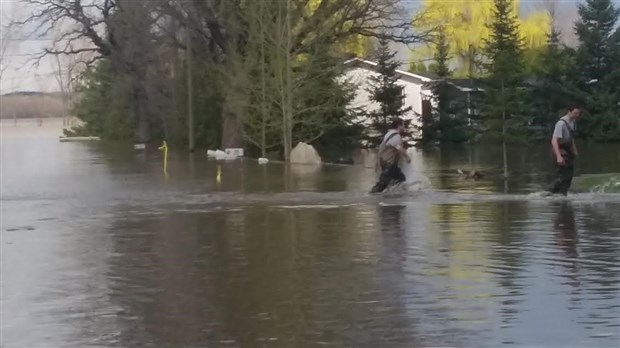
(2, 119, 620, 348)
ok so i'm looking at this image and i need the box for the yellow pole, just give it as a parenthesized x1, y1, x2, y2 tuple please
(216, 165, 222, 185)
(158, 141, 168, 175)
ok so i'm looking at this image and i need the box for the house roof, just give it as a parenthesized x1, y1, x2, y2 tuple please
(343, 58, 434, 85)
(344, 58, 483, 92)
(446, 79, 484, 92)
(412, 71, 440, 80)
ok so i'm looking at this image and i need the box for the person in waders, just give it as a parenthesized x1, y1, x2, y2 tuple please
(370, 118, 411, 193)
(548, 105, 580, 196)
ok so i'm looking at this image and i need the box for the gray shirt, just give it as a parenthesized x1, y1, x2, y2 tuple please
(382, 129, 403, 148)
(378, 130, 403, 165)
(552, 115, 575, 141)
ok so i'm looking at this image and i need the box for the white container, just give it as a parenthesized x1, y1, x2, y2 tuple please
(59, 136, 101, 143)
(225, 148, 244, 158)
(258, 157, 269, 164)
(213, 150, 235, 161)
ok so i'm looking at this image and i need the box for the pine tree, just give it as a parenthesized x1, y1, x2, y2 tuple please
(433, 28, 471, 144)
(366, 38, 412, 146)
(425, 28, 449, 144)
(574, 0, 620, 141)
(530, 27, 579, 136)
(483, 0, 528, 179)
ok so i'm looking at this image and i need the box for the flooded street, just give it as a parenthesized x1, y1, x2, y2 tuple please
(2, 119, 620, 347)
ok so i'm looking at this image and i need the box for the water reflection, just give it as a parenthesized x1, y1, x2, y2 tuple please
(553, 202, 580, 286)
(2, 123, 620, 348)
(377, 204, 406, 261)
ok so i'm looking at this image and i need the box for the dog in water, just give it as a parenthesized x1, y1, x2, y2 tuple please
(457, 169, 484, 180)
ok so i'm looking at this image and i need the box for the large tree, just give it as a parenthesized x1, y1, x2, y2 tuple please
(425, 27, 471, 144)
(483, 0, 528, 179)
(530, 27, 579, 135)
(365, 38, 412, 147)
(21, 0, 425, 151)
(573, 0, 620, 141)
(219, 0, 367, 161)
(412, 0, 550, 77)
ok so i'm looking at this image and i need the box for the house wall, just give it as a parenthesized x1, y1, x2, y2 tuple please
(342, 66, 431, 137)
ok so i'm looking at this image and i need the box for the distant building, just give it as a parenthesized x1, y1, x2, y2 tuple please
(343, 58, 434, 138)
(342, 58, 483, 140)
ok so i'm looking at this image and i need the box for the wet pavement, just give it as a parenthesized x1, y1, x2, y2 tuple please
(1, 119, 620, 347)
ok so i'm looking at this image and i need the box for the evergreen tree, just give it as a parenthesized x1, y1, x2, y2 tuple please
(420, 28, 447, 144)
(295, 49, 363, 162)
(366, 38, 412, 146)
(71, 59, 134, 140)
(530, 27, 579, 136)
(483, 0, 528, 178)
(430, 28, 471, 144)
(574, 0, 620, 141)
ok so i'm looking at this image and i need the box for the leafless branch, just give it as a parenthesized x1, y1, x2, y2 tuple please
(0, 4, 20, 80)
(18, 0, 115, 67)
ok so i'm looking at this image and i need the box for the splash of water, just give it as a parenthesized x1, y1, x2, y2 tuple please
(573, 174, 620, 194)
(590, 176, 620, 193)
(384, 173, 432, 194)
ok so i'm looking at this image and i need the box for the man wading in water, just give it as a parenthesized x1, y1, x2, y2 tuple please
(548, 105, 581, 196)
(370, 118, 411, 193)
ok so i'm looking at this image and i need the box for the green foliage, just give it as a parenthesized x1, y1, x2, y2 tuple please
(529, 28, 579, 137)
(418, 30, 445, 145)
(176, 55, 222, 150)
(312, 122, 365, 163)
(482, 0, 529, 142)
(408, 62, 428, 74)
(412, 0, 551, 78)
(66, 0, 620, 157)
(431, 30, 450, 78)
(295, 52, 363, 158)
(573, 0, 620, 141)
(575, 0, 619, 82)
(430, 28, 472, 144)
(62, 126, 91, 137)
(71, 60, 133, 140)
(365, 38, 412, 146)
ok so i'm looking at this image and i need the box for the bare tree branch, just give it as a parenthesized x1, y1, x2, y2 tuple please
(18, 0, 115, 66)
(0, 4, 20, 81)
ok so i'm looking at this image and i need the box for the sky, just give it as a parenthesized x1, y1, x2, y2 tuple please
(1, 0, 61, 94)
(0, 0, 593, 94)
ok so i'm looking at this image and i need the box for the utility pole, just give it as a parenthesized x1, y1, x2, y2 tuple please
(501, 80, 508, 184)
(187, 29, 195, 152)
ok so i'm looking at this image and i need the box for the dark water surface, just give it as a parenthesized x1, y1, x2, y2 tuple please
(2, 124, 620, 347)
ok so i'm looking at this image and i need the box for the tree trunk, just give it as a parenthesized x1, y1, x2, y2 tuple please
(133, 82, 150, 144)
(221, 107, 244, 149)
(282, 0, 293, 162)
(501, 80, 508, 180)
(502, 136, 508, 178)
(136, 105, 151, 144)
(187, 32, 195, 152)
(260, 15, 267, 158)
(61, 92, 69, 126)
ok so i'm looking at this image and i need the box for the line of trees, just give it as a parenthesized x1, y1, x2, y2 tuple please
(19, 0, 426, 162)
(410, 0, 552, 78)
(418, 0, 620, 147)
(15, 0, 620, 163)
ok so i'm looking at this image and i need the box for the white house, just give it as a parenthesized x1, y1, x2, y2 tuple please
(343, 58, 435, 138)
(343, 58, 483, 141)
